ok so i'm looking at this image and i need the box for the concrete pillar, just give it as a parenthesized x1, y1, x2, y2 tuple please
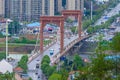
(40, 21, 44, 53)
(60, 21, 64, 53)
(78, 14, 82, 37)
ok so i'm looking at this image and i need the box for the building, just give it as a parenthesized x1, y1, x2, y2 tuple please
(5, 0, 55, 21)
(0, 0, 5, 17)
(42, 0, 55, 16)
(10, 0, 21, 20)
(0, 59, 13, 74)
(30, 0, 43, 21)
(54, 0, 62, 15)
(66, 0, 84, 13)
(5, 0, 11, 18)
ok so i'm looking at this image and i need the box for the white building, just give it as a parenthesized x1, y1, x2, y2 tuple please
(0, 59, 13, 74)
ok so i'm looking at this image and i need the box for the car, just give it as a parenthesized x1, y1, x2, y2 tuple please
(35, 72, 38, 75)
(36, 59, 40, 61)
(36, 63, 39, 68)
(38, 75, 40, 78)
(49, 49, 54, 56)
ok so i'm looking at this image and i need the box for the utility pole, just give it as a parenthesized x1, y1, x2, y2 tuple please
(91, 1, 93, 20)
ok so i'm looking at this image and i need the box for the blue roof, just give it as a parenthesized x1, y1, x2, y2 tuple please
(105, 55, 120, 61)
(27, 22, 40, 27)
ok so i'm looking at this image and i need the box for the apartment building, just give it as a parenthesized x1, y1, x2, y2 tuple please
(5, 0, 55, 21)
(66, 0, 84, 13)
(0, 0, 5, 17)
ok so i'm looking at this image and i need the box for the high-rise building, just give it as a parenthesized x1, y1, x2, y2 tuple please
(54, 0, 62, 15)
(5, 0, 11, 18)
(30, 0, 42, 21)
(42, 0, 55, 16)
(5, 0, 56, 21)
(0, 0, 5, 17)
(66, 0, 76, 10)
(66, 0, 84, 13)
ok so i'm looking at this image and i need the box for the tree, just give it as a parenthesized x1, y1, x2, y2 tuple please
(48, 73, 62, 80)
(18, 55, 28, 72)
(88, 53, 114, 80)
(41, 55, 50, 64)
(29, 77, 32, 80)
(8, 20, 21, 35)
(87, 36, 114, 80)
(110, 32, 120, 52)
(70, 26, 77, 34)
(59, 69, 68, 80)
(41, 55, 56, 77)
(73, 54, 84, 70)
(0, 72, 15, 80)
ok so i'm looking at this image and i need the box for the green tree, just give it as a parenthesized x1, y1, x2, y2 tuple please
(87, 36, 114, 80)
(41, 55, 50, 64)
(88, 53, 114, 80)
(110, 32, 120, 52)
(41, 55, 56, 77)
(0, 72, 15, 80)
(8, 20, 21, 35)
(73, 54, 83, 70)
(48, 73, 62, 80)
(29, 77, 32, 80)
(18, 55, 28, 72)
(70, 26, 77, 34)
(59, 69, 68, 80)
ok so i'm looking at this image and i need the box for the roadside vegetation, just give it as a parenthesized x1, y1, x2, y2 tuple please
(41, 55, 56, 78)
(87, 14, 120, 34)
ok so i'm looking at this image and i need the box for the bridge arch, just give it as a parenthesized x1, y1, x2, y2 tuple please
(40, 16, 64, 53)
(62, 10, 82, 37)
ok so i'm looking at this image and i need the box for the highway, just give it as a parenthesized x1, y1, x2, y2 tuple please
(95, 3, 120, 26)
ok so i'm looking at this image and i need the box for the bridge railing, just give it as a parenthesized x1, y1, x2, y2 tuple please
(51, 37, 80, 63)
(51, 35, 90, 64)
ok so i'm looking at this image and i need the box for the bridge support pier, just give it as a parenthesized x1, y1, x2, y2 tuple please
(78, 15, 82, 38)
(40, 21, 44, 53)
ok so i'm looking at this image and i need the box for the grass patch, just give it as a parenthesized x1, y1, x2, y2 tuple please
(9, 37, 52, 46)
(0, 43, 24, 48)
(0, 39, 52, 48)
(44, 40, 52, 46)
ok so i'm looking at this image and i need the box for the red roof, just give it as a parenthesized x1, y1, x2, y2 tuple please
(13, 67, 23, 72)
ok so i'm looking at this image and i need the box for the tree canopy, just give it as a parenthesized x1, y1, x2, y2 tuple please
(18, 55, 28, 72)
(110, 32, 120, 52)
(48, 73, 62, 80)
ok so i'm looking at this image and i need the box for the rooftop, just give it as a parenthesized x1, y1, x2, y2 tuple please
(26, 22, 40, 27)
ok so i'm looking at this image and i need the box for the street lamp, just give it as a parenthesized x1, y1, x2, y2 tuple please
(6, 19, 12, 60)
(91, 1, 93, 20)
